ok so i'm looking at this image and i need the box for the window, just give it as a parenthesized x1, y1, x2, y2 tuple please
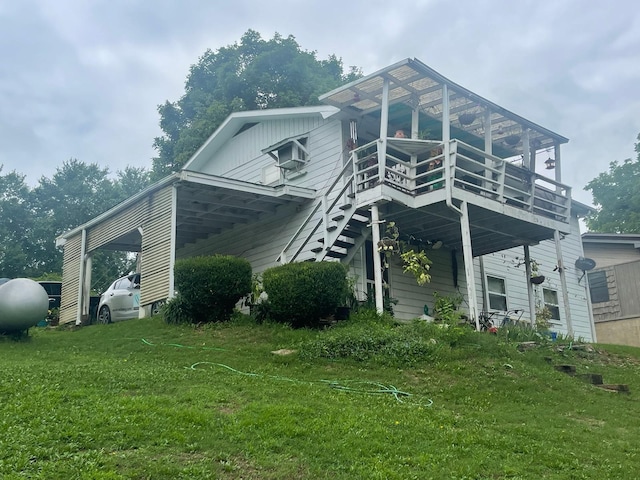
(487, 276, 507, 311)
(587, 270, 609, 303)
(542, 288, 560, 321)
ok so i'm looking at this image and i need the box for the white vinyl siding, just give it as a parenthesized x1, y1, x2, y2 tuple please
(59, 234, 82, 324)
(177, 119, 343, 269)
(477, 215, 595, 341)
(387, 248, 466, 321)
(139, 186, 174, 308)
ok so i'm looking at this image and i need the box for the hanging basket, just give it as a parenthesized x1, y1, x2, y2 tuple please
(377, 238, 399, 252)
(458, 113, 476, 126)
(505, 134, 521, 146)
(530, 275, 546, 285)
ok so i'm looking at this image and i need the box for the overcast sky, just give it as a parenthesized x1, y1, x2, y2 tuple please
(1, 0, 639, 208)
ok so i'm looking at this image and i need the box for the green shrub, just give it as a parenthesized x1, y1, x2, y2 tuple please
(299, 310, 479, 366)
(262, 261, 348, 327)
(162, 295, 192, 325)
(173, 255, 252, 323)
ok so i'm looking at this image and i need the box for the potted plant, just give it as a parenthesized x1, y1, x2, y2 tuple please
(529, 260, 545, 285)
(336, 275, 358, 321)
(514, 257, 545, 285)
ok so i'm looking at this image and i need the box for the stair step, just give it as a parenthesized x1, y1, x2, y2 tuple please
(595, 384, 630, 393)
(327, 225, 338, 232)
(334, 239, 355, 249)
(554, 364, 576, 375)
(347, 193, 356, 199)
(348, 216, 369, 226)
(325, 250, 347, 259)
(577, 373, 603, 385)
(340, 227, 363, 238)
(318, 238, 355, 249)
(311, 247, 324, 254)
(339, 203, 353, 210)
(332, 214, 345, 222)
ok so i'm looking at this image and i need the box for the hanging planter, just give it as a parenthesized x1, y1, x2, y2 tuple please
(530, 275, 546, 285)
(377, 238, 399, 252)
(505, 134, 521, 146)
(458, 112, 476, 126)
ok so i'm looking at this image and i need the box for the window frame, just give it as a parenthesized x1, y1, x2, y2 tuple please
(542, 287, 561, 322)
(486, 275, 508, 312)
(587, 270, 609, 303)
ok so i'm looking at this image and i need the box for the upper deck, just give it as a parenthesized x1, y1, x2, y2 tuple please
(348, 136, 571, 256)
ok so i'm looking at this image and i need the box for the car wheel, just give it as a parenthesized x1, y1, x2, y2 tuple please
(97, 306, 112, 324)
(151, 300, 165, 316)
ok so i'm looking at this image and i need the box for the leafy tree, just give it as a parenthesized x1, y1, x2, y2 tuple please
(0, 167, 35, 277)
(0, 160, 151, 292)
(584, 133, 640, 233)
(152, 29, 361, 180)
(30, 160, 152, 291)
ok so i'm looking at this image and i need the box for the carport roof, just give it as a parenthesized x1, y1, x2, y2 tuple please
(55, 171, 315, 249)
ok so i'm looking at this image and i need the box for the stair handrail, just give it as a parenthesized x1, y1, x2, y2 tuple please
(277, 151, 356, 263)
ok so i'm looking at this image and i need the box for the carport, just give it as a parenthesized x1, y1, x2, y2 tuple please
(56, 171, 315, 325)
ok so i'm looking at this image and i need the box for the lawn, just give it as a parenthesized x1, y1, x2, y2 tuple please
(1, 314, 639, 479)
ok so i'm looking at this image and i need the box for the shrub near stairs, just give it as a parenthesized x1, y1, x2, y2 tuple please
(262, 261, 348, 327)
(169, 255, 252, 323)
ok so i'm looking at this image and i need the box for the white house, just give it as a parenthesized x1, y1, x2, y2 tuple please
(55, 58, 595, 341)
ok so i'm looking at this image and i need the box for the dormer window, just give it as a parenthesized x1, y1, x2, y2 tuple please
(263, 135, 309, 170)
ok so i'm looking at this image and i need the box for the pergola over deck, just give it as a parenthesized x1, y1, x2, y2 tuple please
(320, 57, 568, 177)
(318, 58, 574, 333)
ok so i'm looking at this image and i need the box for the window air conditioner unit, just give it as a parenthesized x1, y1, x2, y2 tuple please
(277, 144, 302, 170)
(263, 136, 309, 171)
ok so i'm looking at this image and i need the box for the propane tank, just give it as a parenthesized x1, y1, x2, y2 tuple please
(0, 278, 49, 332)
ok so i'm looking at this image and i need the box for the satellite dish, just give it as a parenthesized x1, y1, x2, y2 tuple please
(575, 257, 596, 271)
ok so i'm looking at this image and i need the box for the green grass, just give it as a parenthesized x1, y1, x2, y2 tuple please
(2, 313, 640, 479)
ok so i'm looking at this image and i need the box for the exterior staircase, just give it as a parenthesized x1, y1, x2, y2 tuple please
(277, 154, 371, 265)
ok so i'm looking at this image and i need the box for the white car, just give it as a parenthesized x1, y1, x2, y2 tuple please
(96, 273, 141, 324)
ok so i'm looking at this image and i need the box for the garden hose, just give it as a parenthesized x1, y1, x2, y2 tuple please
(141, 338, 226, 351)
(188, 361, 433, 406)
(141, 338, 433, 406)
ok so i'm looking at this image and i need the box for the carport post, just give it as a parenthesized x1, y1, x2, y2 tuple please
(81, 254, 92, 323)
(76, 229, 87, 326)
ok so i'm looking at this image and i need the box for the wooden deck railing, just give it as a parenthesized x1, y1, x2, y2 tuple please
(351, 138, 571, 224)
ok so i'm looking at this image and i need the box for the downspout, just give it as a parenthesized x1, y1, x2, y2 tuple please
(168, 185, 178, 299)
(583, 270, 597, 342)
(76, 228, 87, 326)
(478, 256, 488, 314)
(554, 230, 573, 337)
(370, 205, 384, 314)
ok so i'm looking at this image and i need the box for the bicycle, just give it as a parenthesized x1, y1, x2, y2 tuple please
(475, 309, 524, 332)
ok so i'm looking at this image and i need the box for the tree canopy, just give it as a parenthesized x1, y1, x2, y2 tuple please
(151, 29, 361, 180)
(0, 161, 151, 291)
(584, 133, 640, 233)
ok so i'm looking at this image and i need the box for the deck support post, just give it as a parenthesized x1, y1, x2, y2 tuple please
(524, 245, 537, 327)
(370, 204, 385, 314)
(377, 78, 390, 185)
(459, 201, 479, 330)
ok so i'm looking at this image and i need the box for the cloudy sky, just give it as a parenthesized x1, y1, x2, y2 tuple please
(1, 0, 639, 208)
